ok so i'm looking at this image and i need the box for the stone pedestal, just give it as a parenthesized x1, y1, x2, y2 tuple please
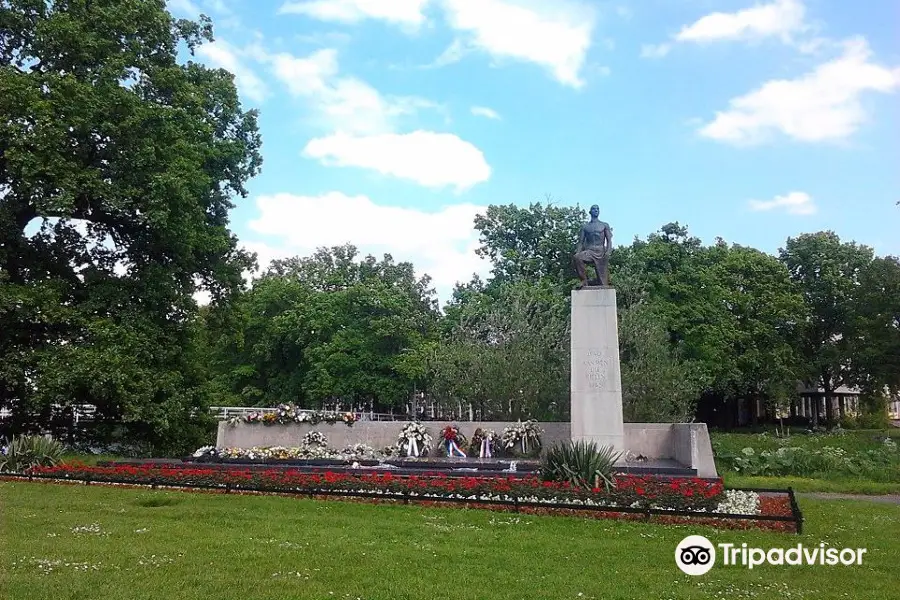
(570, 287, 625, 452)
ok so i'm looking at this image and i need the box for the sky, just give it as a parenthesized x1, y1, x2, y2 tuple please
(166, 0, 900, 305)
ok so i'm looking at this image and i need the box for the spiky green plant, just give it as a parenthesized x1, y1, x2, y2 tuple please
(0, 435, 65, 473)
(540, 441, 621, 491)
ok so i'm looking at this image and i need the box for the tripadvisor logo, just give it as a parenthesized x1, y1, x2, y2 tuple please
(675, 535, 716, 576)
(675, 535, 867, 575)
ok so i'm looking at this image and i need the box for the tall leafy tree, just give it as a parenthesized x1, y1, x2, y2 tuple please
(849, 255, 900, 398)
(430, 279, 570, 421)
(473, 200, 586, 287)
(205, 246, 439, 412)
(0, 0, 260, 452)
(704, 243, 806, 422)
(779, 232, 874, 425)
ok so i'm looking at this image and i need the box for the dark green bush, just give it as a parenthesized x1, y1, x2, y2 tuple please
(540, 441, 621, 491)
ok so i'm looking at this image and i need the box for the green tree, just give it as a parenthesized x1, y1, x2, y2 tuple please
(430, 279, 570, 420)
(0, 1, 260, 453)
(779, 232, 874, 426)
(618, 305, 702, 423)
(473, 200, 586, 287)
(706, 243, 807, 418)
(615, 226, 806, 426)
(205, 245, 439, 412)
(849, 255, 900, 398)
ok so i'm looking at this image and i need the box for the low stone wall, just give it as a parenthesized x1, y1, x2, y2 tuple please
(216, 420, 718, 477)
(217, 420, 570, 453)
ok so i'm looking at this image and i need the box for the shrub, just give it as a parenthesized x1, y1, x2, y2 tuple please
(540, 441, 621, 491)
(0, 434, 65, 472)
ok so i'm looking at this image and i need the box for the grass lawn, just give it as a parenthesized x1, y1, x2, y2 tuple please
(2, 482, 898, 600)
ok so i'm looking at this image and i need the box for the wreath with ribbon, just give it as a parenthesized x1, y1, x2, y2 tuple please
(469, 428, 498, 458)
(398, 422, 432, 457)
(438, 425, 468, 457)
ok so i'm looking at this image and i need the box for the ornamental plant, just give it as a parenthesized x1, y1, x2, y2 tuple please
(0, 435, 65, 472)
(541, 441, 621, 492)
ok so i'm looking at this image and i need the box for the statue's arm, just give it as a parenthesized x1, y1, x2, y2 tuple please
(603, 224, 613, 251)
(575, 227, 585, 253)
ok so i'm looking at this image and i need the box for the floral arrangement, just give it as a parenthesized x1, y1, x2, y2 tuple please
(303, 431, 328, 447)
(501, 420, 543, 457)
(191, 443, 383, 462)
(227, 405, 357, 427)
(469, 428, 498, 458)
(397, 422, 432, 457)
(437, 425, 467, 457)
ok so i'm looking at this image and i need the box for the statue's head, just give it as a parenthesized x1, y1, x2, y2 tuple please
(589, 204, 600, 218)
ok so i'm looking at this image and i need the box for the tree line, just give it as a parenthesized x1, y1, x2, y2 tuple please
(1, 2, 897, 455)
(198, 205, 900, 434)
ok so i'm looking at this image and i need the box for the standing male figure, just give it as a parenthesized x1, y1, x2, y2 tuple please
(573, 204, 613, 287)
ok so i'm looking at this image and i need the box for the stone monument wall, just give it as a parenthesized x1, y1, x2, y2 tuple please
(216, 421, 718, 477)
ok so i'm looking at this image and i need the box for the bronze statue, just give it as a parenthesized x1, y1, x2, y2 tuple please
(574, 204, 612, 287)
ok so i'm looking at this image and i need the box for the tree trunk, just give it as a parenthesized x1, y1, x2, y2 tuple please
(824, 389, 834, 424)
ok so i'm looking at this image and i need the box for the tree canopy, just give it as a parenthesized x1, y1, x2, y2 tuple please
(0, 0, 260, 453)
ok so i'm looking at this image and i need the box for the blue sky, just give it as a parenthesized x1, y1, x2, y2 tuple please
(166, 0, 900, 304)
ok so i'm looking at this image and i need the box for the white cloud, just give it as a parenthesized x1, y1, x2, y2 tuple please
(278, 0, 431, 28)
(471, 106, 500, 120)
(278, 1, 598, 87)
(640, 43, 671, 59)
(642, 0, 815, 59)
(303, 131, 491, 190)
(248, 46, 490, 187)
(196, 40, 268, 102)
(264, 48, 438, 135)
(675, 0, 806, 44)
(700, 38, 900, 144)
(748, 191, 817, 215)
(439, 0, 596, 88)
(270, 48, 338, 96)
(427, 38, 470, 69)
(246, 192, 491, 302)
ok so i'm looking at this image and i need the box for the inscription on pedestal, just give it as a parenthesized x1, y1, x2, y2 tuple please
(582, 350, 611, 389)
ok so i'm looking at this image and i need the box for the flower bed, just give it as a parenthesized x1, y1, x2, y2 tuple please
(28, 463, 725, 510)
(12, 463, 799, 531)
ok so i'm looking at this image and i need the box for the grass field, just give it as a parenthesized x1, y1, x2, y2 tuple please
(2, 482, 898, 600)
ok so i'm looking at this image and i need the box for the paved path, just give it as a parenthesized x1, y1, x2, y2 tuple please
(799, 492, 900, 505)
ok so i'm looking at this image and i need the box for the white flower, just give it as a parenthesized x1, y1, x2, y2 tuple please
(716, 490, 760, 515)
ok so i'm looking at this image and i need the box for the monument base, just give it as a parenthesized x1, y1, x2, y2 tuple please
(570, 287, 625, 453)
